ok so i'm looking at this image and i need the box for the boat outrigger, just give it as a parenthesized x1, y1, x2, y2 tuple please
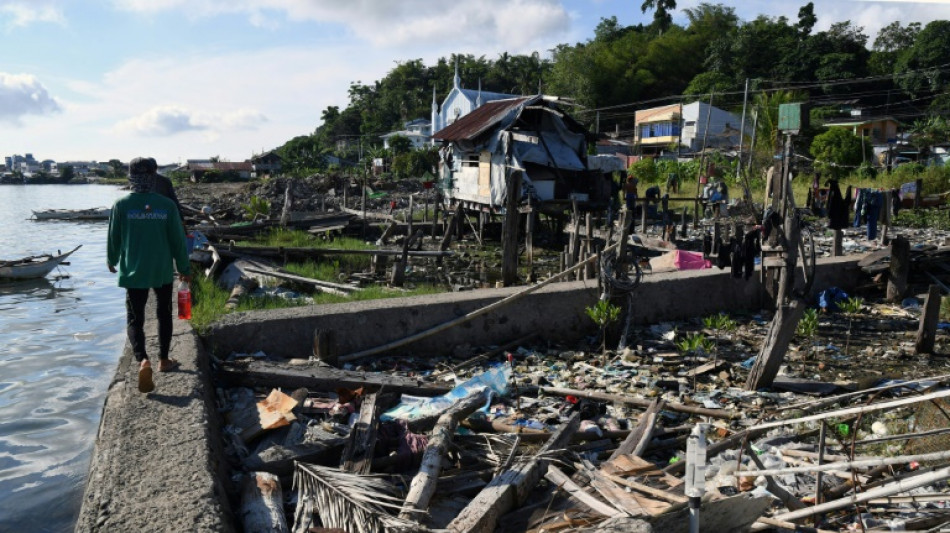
(0, 245, 82, 280)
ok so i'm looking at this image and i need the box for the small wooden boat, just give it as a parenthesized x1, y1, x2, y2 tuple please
(32, 208, 111, 221)
(0, 245, 82, 280)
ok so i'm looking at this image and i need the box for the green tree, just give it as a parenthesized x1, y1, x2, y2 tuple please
(109, 159, 124, 179)
(910, 116, 950, 157)
(895, 20, 950, 98)
(641, 0, 677, 34)
(387, 135, 413, 156)
(810, 128, 872, 178)
(870, 21, 920, 75)
(59, 165, 75, 183)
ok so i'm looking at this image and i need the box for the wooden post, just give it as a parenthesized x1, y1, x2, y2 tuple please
(280, 180, 294, 227)
(833, 229, 843, 257)
(886, 236, 910, 303)
(746, 300, 806, 390)
(915, 178, 923, 209)
(407, 194, 414, 240)
(680, 206, 688, 238)
(430, 193, 440, 243)
(501, 171, 522, 287)
(916, 284, 942, 354)
(526, 207, 535, 273)
(360, 173, 367, 238)
(585, 212, 594, 279)
(312, 328, 334, 366)
(440, 203, 462, 252)
(640, 198, 647, 233)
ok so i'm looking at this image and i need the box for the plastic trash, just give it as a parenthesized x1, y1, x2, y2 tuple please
(382, 365, 512, 423)
(902, 297, 921, 309)
(818, 287, 848, 312)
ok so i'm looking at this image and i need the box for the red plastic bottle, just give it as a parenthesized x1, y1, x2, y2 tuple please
(177, 281, 192, 320)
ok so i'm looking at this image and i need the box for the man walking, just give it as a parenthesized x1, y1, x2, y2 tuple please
(107, 157, 191, 393)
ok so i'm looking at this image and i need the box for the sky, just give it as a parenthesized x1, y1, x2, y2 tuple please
(2, 0, 950, 165)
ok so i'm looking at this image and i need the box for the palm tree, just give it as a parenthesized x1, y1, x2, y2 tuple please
(641, 0, 677, 33)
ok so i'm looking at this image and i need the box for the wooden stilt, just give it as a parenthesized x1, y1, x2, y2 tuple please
(501, 171, 522, 287)
(886, 236, 910, 303)
(916, 284, 942, 354)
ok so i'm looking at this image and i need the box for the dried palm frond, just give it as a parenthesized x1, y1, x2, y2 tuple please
(293, 462, 424, 533)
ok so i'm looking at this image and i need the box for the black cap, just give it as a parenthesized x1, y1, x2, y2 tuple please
(129, 157, 158, 176)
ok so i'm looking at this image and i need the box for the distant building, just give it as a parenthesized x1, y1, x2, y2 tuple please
(178, 160, 255, 181)
(823, 114, 900, 146)
(250, 150, 282, 177)
(381, 118, 432, 150)
(634, 101, 744, 155)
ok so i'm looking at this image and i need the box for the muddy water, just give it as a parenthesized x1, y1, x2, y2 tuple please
(0, 184, 128, 533)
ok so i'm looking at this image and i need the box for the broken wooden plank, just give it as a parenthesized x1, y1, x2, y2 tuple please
(218, 359, 451, 397)
(603, 474, 687, 504)
(545, 465, 625, 518)
(400, 390, 490, 519)
(340, 392, 381, 474)
(446, 412, 581, 533)
(609, 398, 662, 460)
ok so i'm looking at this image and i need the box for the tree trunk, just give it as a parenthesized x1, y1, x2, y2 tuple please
(399, 390, 488, 519)
(886, 236, 910, 303)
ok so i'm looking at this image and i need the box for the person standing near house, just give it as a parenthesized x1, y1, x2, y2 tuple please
(108, 157, 192, 393)
(624, 175, 639, 229)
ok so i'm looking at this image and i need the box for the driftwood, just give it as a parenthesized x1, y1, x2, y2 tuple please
(446, 412, 581, 533)
(240, 471, 289, 533)
(540, 385, 737, 420)
(399, 390, 489, 519)
(218, 359, 451, 397)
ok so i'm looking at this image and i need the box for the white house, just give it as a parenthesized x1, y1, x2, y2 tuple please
(635, 101, 744, 155)
(381, 118, 432, 150)
(430, 61, 521, 145)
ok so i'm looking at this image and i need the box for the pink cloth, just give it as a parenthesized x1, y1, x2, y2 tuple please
(649, 250, 712, 272)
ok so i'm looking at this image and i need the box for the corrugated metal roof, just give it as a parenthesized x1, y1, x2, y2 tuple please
(432, 96, 535, 142)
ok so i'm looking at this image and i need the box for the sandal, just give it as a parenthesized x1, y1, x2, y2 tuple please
(158, 359, 180, 372)
(138, 365, 155, 393)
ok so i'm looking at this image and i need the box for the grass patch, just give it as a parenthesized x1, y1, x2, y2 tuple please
(189, 273, 444, 329)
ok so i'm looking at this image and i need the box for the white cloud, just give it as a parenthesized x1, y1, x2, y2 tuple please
(0, 73, 61, 124)
(0, 2, 65, 28)
(114, 106, 208, 136)
(111, 0, 572, 52)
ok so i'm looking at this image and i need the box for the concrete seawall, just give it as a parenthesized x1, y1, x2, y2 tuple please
(78, 255, 864, 531)
(206, 256, 863, 360)
(76, 303, 235, 533)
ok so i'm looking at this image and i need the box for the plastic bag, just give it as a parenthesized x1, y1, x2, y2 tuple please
(382, 365, 511, 423)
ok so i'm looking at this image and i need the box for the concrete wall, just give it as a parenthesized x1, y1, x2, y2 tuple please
(205, 255, 864, 361)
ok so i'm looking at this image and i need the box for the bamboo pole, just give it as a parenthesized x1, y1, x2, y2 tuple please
(747, 388, 950, 432)
(733, 449, 950, 477)
(771, 466, 950, 523)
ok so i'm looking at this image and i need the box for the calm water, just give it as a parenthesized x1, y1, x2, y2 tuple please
(0, 185, 128, 533)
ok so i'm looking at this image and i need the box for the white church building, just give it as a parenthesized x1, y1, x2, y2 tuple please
(430, 62, 521, 144)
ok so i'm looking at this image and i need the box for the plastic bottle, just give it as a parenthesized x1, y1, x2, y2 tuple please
(177, 280, 192, 320)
